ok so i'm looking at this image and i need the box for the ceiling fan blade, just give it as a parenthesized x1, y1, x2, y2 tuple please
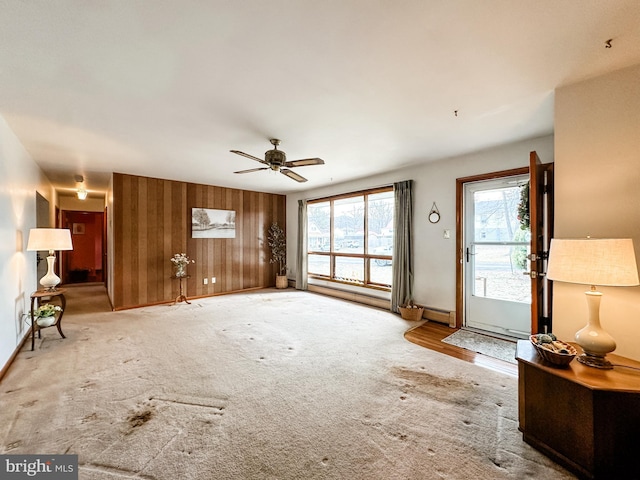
(230, 150, 268, 165)
(281, 169, 308, 182)
(234, 167, 269, 174)
(284, 158, 325, 167)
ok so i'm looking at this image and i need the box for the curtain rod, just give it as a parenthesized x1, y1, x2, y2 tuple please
(302, 180, 409, 203)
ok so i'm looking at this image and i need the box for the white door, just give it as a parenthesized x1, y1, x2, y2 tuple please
(463, 175, 531, 338)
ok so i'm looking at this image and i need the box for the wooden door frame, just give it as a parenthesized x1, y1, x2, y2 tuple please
(455, 167, 529, 329)
(529, 152, 554, 333)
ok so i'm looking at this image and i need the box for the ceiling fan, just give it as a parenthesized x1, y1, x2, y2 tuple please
(231, 139, 325, 183)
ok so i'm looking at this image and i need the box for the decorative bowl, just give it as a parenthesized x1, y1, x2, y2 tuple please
(530, 335, 577, 367)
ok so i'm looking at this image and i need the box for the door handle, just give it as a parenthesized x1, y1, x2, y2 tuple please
(523, 271, 546, 279)
(465, 247, 477, 262)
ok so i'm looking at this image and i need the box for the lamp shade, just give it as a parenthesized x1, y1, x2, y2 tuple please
(27, 228, 73, 252)
(546, 238, 639, 287)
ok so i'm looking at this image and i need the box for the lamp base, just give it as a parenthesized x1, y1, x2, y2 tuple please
(39, 254, 61, 291)
(574, 290, 615, 370)
(577, 353, 613, 370)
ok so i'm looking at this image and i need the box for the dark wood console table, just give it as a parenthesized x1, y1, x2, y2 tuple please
(30, 289, 67, 350)
(516, 340, 640, 479)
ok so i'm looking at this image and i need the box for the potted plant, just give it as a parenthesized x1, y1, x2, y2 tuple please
(267, 222, 287, 289)
(35, 303, 62, 327)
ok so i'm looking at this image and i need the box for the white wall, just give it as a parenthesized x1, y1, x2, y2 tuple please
(554, 64, 640, 360)
(287, 134, 554, 312)
(58, 195, 106, 213)
(0, 114, 56, 372)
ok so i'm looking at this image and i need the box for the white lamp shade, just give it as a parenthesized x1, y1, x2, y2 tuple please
(27, 228, 73, 252)
(546, 238, 639, 287)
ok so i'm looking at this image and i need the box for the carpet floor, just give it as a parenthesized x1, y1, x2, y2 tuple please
(442, 330, 518, 365)
(0, 286, 574, 479)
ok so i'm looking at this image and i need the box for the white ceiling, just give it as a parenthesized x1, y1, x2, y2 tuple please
(2, 1, 640, 196)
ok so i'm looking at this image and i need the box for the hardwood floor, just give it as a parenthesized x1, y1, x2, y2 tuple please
(404, 321, 518, 377)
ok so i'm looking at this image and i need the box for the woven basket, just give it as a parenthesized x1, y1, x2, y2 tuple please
(530, 335, 577, 367)
(399, 306, 424, 321)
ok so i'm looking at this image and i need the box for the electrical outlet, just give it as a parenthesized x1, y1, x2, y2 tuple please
(443, 229, 451, 239)
(212, 277, 216, 284)
(203, 278, 208, 285)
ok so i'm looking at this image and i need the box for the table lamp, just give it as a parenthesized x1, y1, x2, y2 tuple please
(546, 238, 639, 369)
(27, 228, 73, 291)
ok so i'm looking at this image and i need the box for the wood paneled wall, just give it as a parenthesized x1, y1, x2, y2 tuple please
(186, 182, 286, 297)
(113, 173, 286, 309)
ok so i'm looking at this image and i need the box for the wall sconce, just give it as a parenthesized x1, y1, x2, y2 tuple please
(27, 228, 74, 290)
(546, 238, 639, 369)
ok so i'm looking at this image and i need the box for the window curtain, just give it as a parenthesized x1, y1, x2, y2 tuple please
(296, 199, 308, 290)
(391, 180, 414, 313)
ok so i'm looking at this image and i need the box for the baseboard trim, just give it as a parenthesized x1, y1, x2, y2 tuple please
(0, 329, 31, 382)
(112, 286, 268, 311)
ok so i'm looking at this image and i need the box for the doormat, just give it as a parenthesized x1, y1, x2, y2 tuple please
(442, 330, 517, 364)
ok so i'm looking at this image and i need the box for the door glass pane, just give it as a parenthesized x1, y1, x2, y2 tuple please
(474, 187, 522, 242)
(308, 254, 330, 276)
(473, 244, 531, 303)
(335, 256, 364, 283)
(334, 196, 364, 253)
(308, 202, 330, 251)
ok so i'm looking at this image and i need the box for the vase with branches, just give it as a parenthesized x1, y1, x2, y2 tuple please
(171, 253, 194, 277)
(267, 222, 287, 288)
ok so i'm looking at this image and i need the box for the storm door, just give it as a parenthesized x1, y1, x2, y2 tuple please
(463, 174, 531, 338)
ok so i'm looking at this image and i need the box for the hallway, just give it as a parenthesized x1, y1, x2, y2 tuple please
(61, 284, 112, 316)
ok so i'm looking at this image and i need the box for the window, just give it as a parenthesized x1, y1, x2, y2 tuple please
(307, 187, 394, 289)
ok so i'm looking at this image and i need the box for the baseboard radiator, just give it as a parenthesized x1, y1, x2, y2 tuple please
(422, 306, 456, 328)
(307, 284, 390, 310)
(305, 283, 456, 327)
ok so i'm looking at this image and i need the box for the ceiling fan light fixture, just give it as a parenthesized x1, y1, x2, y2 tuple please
(230, 138, 325, 183)
(266, 149, 286, 166)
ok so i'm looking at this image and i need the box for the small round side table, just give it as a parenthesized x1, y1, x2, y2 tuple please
(30, 288, 67, 350)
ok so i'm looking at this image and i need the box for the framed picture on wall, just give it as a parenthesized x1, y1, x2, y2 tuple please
(72, 223, 85, 235)
(191, 208, 236, 238)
